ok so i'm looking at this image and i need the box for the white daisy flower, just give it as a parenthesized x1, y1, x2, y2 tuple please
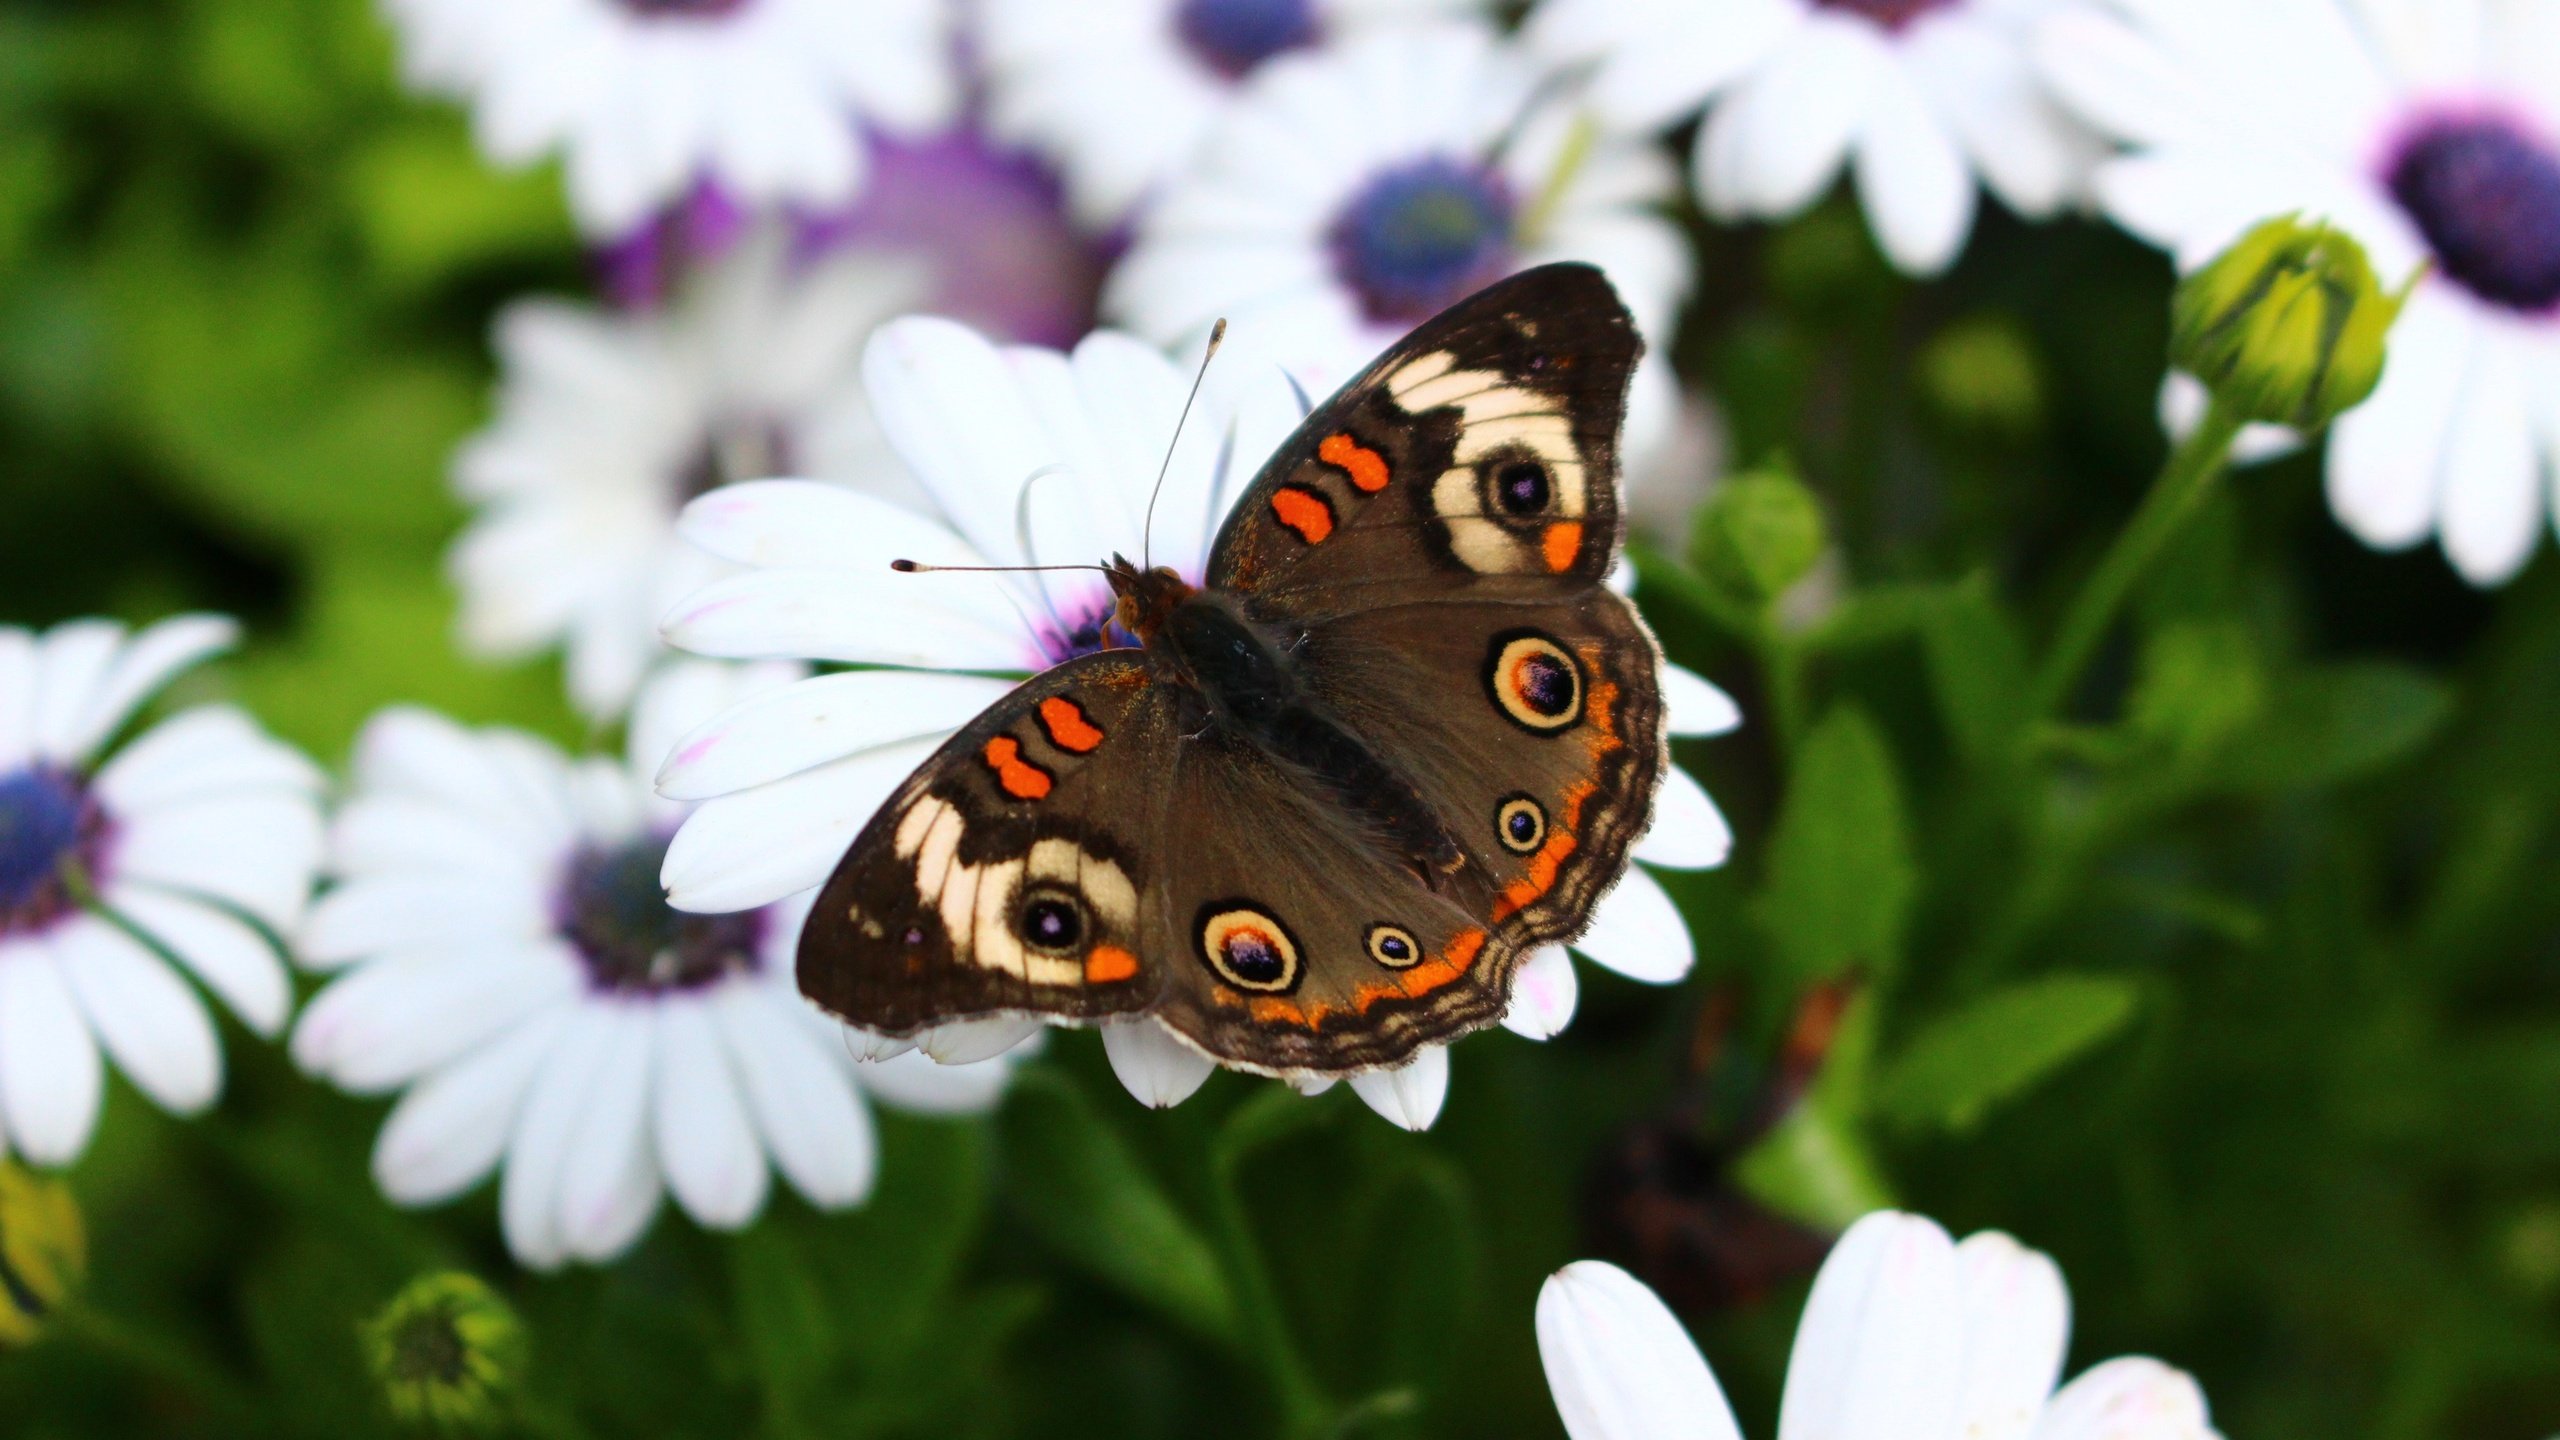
(0, 615, 322, 1168)
(979, 0, 1487, 228)
(655, 313, 1739, 1131)
(450, 230, 927, 720)
(1525, 0, 2100, 276)
(293, 661, 1022, 1271)
(380, 0, 958, 237)
(1539, 1211, 2223, 1440)
(1100, 22, 1697, 496)
(2037, 0, 2560, 586)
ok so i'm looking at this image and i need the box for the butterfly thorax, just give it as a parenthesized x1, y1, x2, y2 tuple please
(1107, 556, 1466, 888)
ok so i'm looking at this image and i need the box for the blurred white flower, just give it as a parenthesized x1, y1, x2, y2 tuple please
(2038, 0, 2560, 585)
(0, 616, 321, 1167)
(656, 315, 1737, 1128)
(1537, 1211, 2224, 1440)
(293, 661, 1023, 1271)
(1527, 0, 2099, 275)
(980, 0, 1487, 228)
(380, 0, 958, 237)
(449, 231, 926, 720)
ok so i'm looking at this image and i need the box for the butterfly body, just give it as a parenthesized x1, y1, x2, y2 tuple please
(802, 264, 1668, 1077)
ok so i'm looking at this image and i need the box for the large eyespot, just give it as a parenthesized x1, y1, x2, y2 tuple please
(1365, 923, 1421, 969)
(1496, 795, 1547, 854)
(1197, 902, 1303, 994)
(1483, 453, 1552, 516)
(1015, 886, 1087, 954)
(1485, 631, 1583, 733)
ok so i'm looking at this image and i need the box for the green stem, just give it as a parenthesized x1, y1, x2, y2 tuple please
(1205, 1089, 1335, 1440)
(2032, 399, 2248, 718)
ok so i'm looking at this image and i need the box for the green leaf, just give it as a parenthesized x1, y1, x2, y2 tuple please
(1755, 706, 1915, 981)
(1919, 574, 2033, 765)
(2129, 620, 2265, 760)
(1736, 992, 1893, 1228)
(1874, 975, 2142, 1132)
(995, 1072, 1239, 1347)
(348, 120, 576, 288)
(2211, 662, 2453, 791)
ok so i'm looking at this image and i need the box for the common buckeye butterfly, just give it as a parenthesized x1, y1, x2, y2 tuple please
(799, 263, 1666, 1077)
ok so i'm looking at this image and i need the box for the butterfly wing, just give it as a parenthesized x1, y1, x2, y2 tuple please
(1204, 262, 1642, 614)
(797, 651, 1184, 1035)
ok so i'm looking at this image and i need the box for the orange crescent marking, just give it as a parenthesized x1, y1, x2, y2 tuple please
(1542, 521, 1583, 573)
(1083, 945, 1139, 984)
(1493, 783, 1598, 920)
(1270, 486, 1335, 544)
(981, 736, 1053, 800)
(1351, 926, 1490, 1011)
(1037, 696, 1105, 753)
(1318, 432, 1391, 493)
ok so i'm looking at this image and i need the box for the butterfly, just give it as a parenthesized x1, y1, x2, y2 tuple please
(799, 263, 1666, 1077)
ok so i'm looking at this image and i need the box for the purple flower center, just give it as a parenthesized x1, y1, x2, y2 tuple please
(556, 833, 764, 994)
(2385, 112, 2560, 315)
(1177, 0, 1321, 79)
(0, 768, 107, 938)
(1814, 0, 1958, 30)
(1039, 597, 1143, 664)
(618, 0, 754, 18)
(1327, 158, 1517, 325)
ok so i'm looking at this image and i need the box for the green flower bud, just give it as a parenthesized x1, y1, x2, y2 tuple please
(364, 1272, 527, 1432)
(2171, 215, 2407, 430)
(1690, 462, 1828, 609)
(1917, 313, 2046, 442)
(0, 1162, 86, 1347)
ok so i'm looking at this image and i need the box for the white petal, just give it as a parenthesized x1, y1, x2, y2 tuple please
(32, 619, 127, 763)
(654, 997, 769, 1230)
(347, 708, 576, 855)
(2327, 286, 2474, 552)
(374, 1006, 567, 1207)
(716, 984, 878, 1208)
(92, 707, 317, 813)
(110, 886, 293, 1035)
(1102, 1020, 1215, 1109)
(501, 1003, 616, 1270)
(297, 874, 549, 967)
(0, 935, 104, 1165)
(56, 919, 221, 1115)
(1698, 17, 1883, 219)
(1954, 1231, 2072, 1440)
(1778, 1211, 1967, 1440)
(2030, 1358, 2217, 1440)
(661, 735, 939, 913)
(2437, 330, 2543, 586)
(1634, 766, 1733, 871)
(855, 1045, 1018, 1116)
(1853, 60, 1977, 275)
(110, 792, 322, 931)
(1349, 1045, 1448, 1132)
(661, 565, 1036, 671)
(1502, 944, 1581, 1041)
(67, 615, 240, 760)
(556, 1004, 662, 1263)
(1574, 868, 1694, 984)
(656, 670, 1015, 800)
(0, 629, 36, 767)
(292, 941, 580, 1094)
(1661, 665, 1743, 737)
(1538, 1259, 1745, 1440)
(918, 1015, 1044, 1065)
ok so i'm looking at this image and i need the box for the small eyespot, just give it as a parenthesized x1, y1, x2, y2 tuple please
(1490, 458, 1551, 515)
(1198, 903, 1303, 994)
(1365, 924, 1421, 969)
(1497, 796, 1547, 854)
(1486, 631, 1583, 733)
(1015, 887, 1086, 954)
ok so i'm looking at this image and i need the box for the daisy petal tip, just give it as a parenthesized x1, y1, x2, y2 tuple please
(1348, 1046, 1448, 1132)
(1101, 1021, 1215, 1109)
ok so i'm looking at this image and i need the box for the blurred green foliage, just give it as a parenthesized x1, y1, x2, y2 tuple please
(1, 2, 2555, 1438)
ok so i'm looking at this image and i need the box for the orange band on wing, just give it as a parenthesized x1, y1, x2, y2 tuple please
(981, 736, 1053, 800)
(1541, 521, 1582, 573)
(1037, 696, 1105, 753)
(1271, 486, 1335, 544)
(1241, 928, 1493, 1031)
(1494, 781, 1599, 921)
(1084, 945, 1139, 984)
(1318, 432, 1391, 493)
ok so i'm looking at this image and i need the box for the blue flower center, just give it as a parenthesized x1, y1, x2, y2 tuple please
(0, 767, 104, 937)
(1815, 0, 1957, 29)
(2386, 113, 2560, 314)
(556, 833, 765, 994)
(619, 0, 753, 17)
(1176, 0, 1320, 79)
(1327, 158, 1517, 325)
(1041, 598, 1143, 664)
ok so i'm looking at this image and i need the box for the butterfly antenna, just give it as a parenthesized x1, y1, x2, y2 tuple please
(890, 559, 1114, 575)
(1143, 318, 1226, 572)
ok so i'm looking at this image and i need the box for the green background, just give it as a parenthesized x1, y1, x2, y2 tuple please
(2, 1, 2555, 1436)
